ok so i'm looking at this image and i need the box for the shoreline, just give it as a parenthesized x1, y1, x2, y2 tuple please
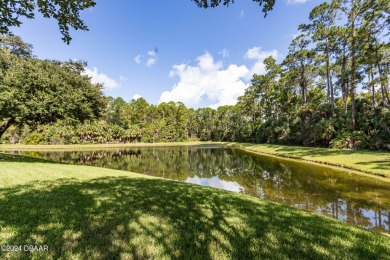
(0, 141, 223, 151)
(226, 143, 390, 181)
(1, 141, 389, 179)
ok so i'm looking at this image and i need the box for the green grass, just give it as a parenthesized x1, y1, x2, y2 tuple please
(229, 143, 390, 178)
(0, 153, 389, 259)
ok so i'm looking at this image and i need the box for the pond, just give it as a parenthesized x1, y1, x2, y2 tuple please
(7, 145, 390, 233)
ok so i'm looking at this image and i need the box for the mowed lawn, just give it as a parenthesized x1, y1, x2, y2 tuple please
(230, 143, 390, 178)
(0, 153, 389, 259)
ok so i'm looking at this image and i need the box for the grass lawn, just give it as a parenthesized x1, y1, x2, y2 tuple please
(229, 143, 390, 178)
(0, 153, 389, 259)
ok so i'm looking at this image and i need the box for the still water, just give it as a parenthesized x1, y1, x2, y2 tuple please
(10, 145, 390, 233)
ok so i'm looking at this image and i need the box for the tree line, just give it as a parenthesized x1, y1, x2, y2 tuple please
(1, 0, 389, 149)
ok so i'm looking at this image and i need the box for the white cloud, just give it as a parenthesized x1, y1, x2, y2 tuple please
(160, 47, 278, 108)
(119, 76, 127, 81)
(146, 58, 157, 67)
(287, 0, 310, 4)
(147, 50, 157, 57)
(160, 52, 249, 108)
(135, 49, 158, 67)
(244, 47, 278, 80)
(239, 10, 245, 18)
(134, 54, 142, 64)
(132, 94, 141, 100)
(218, 48, 229, 58)
(82, 67, 118, 90)
(245, 46, 278, 61)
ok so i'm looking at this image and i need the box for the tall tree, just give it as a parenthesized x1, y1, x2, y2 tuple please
(0, 34, 33, 57)
(283, 35, 316, 105)
(333, 0, 374, 129)
(362, 0, 390, 108)
(300, 2, 337, 115)
(0, 47, 106, 138)
(105, 97, 126, 127)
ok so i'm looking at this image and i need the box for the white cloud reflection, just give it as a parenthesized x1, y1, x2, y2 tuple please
(186, 176, 243, 193)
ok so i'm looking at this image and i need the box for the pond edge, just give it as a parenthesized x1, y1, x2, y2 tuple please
(226, 143, 389, 181)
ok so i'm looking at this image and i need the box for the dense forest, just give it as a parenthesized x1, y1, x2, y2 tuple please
(1, 0, 389, 150)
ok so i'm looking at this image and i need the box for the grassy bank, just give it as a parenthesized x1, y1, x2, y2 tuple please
(0, 153, 389, 259)
(229, 143, 390, 178)
(0, 141, 223, 151)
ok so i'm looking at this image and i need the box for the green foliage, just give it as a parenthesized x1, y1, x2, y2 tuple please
(0, 36, 107, 140)
(24, 133, 45, 145)
(311, 119, 336, 147)
(0, 34, 33, 57)
(330, 131, 368, 149)
(0, 0, 96, 44)
(191, 0, 275, 15)
(380, 108, 390, 129)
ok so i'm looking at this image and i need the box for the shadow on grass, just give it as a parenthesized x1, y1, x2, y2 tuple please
(239, 143, 356, 157)
(266, 145, 358, 156)
(0, 177, 389, 259)
(355, 160, 390, 171)
(245, 144, 390, 171)
(271, 145, 390, 172)
(0, 153, 56, 164)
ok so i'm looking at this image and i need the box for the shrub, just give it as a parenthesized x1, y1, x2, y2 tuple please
(330, 131, 368, 149)
(24, 133, 45, 145)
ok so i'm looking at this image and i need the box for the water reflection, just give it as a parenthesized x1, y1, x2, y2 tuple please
(6, 145, 390, 233)
(186, 176, 243, 193)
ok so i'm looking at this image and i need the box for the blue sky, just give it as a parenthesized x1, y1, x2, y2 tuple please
(11, 0, 323, 108)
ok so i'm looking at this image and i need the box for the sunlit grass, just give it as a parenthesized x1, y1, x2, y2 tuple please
(0, 153, 389, 259)
(230, 143, 390, 178)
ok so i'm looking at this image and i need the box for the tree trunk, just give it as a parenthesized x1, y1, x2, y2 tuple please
(351, 88, 356, 130)
(344, 80, 350, 113)
(300, 62, 307, 104)
(0, 117, 14, 139)
(369, 66, 377, 111)
(350, 19, 357, 130)
(325, 40, 335, 116)
(350, 86, 355, 133)
(301, 81, 307, 104)
(341, 44, 349, 113)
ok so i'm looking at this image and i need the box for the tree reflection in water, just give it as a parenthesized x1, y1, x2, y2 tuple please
(11, 145, 390, 233)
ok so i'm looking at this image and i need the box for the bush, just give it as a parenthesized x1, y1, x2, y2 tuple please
(111, 125, 125, 142)
(24, 133, 45, 145)
(330, 131, 368, 149)
(311, 119, 336, 147)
